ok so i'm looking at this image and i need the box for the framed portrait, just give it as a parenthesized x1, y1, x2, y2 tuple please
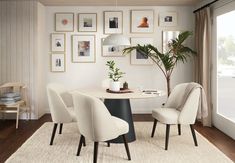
(159, 12, 177, 27)
(71, 35, 96, 63)
(131, 10, 154, 33)
(162, 30, 180, 53)
(51, 33, 65, 52)
(104, 11, 123, 34)
(130, 37, 154, 65)
(55, 13, 74, 32)
(101, 38, 126, 57)
(78, 13, 97, 32)
(51, 53, 65, 72)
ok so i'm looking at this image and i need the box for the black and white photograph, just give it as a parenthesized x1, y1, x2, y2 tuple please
(51, 33, 65, 52)
(101, 38, 126, 57)
(159, 12, 177, 26)
(78, 13, 97, 32)
(72, 35, 95, 62)
(130, 37, 153, 65)
(51, 53, 65, 72)
(104, 11, 123, 34)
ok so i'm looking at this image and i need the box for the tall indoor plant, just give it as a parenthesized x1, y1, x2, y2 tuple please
(106, 60, 125, 91)
(123, 31, 196, 96)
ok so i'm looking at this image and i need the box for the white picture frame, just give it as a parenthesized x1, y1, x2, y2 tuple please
(101, 38, 126, 57)
(51, 53, 65, 72)
(130, 37, 154, 65)
(162, 30, 180, 53)
(51, 33, 65, 52)
(104, 11, 123, 34)
(71, 35, 96, 63)
(131, 10, 154, 33)
(78, 13, 97, 32)
(55, 13, 74, 32)
(159, 12, 177, 27)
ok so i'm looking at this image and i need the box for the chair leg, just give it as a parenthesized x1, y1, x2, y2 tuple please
(178, 124, 181, 135)
(77, 135, 85, 156)
(107, 142, 110, 147)
(83, 137, 86, 146)
(50, 123, 58, 145)
(93, 142, 99, 163)
(59, 123, 63, 134)
(165, 124, 170, 150)
(16, 105, 20, 129)
(122, 134, 131, 160)
(151, 119, 157, 137)
(190, 124, 198, 146)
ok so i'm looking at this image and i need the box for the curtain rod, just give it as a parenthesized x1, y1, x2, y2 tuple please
(193, 0, 218, 13)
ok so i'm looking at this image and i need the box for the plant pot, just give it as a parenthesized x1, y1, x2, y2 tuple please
(109, 81, 120, 92)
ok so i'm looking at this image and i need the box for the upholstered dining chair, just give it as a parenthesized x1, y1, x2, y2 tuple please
(151, 83, 201, 150)
(72, 92, 131, 163)
(47, 83, 80, 145)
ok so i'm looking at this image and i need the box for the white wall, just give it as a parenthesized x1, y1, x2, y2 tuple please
(39, 5, 195, 115)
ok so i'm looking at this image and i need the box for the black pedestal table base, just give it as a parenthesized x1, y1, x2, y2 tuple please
(104, 99, 136, 143)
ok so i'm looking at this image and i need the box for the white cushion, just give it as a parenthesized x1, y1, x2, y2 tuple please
(152, 108, 180, 124)
(112, 116, 129, 135)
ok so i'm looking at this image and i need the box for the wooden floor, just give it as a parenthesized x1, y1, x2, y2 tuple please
(0, 114, 235, 162)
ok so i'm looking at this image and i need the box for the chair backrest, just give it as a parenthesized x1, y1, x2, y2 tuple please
(47, 83, 73, 123)
(165, 83, 201, 124)
(72, 92, 120, 142)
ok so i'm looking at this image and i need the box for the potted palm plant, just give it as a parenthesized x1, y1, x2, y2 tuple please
(123, 31, 196, 96)
(106, 60, 125, 92)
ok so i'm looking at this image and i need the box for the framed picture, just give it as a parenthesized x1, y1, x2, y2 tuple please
(51, 33, 65, 52)
(159, 12, 177, 27)
(78, 13, 97, 32)
(131, 10, 154, 33)
(51, 53, 65, 72)
(71, 35, 95, 63)
(104, 11, 123, 34)
(55, 13, 74, 32)
(162, 30, 180, 53)
(101, 38, 126, 57)
(130, 37, 154, 65)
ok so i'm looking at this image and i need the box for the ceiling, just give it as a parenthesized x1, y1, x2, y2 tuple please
(39, 0, 199, 6)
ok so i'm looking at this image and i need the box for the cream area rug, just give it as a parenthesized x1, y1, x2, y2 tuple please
(6, 122, 232, 163)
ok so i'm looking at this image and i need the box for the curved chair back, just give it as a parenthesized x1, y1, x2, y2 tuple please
(72, 92, 119, 142)
(47, 83, 73, 123)
(165, 83, 201, 125)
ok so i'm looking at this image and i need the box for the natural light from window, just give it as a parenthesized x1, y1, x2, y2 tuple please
(217, 10, 235, 122)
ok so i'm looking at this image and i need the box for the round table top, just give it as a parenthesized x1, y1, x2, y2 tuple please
(71, 89, 166, 99)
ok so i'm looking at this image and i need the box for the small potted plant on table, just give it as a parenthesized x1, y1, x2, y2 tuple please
(106, 60, 125, 92)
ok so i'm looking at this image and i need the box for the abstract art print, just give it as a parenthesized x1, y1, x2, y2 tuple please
(51, 53, 65, 72)
(130, 37, 154, 65)
(55, 13, 74, 32)
(72, 35, 95, 63)
(78, 13, 97, 32)
(159, 12, 177, 27)
(131, 10, 154, 33)
(51, 33, 65, 52)
(104, 11, 123, 34)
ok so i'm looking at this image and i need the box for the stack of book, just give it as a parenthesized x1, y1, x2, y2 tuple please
(0, 92, 21, 105)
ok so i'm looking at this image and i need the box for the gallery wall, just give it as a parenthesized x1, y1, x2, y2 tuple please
(38, 4, 195, 115)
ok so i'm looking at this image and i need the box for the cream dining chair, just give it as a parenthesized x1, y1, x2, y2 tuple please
(47, 83, 83, 145)
(72, 92, 131, 163)
(151, 83, 201, 150)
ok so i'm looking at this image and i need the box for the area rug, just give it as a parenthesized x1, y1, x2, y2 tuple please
(6, 122, 232, 163)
